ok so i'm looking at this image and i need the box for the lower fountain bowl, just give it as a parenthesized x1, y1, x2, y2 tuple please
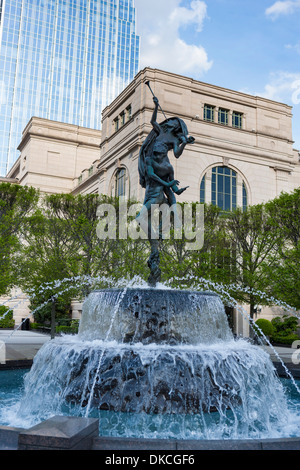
(19, 336, 286, 422)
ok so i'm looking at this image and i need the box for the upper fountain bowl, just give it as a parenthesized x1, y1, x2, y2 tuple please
(78, 288, 233, 345)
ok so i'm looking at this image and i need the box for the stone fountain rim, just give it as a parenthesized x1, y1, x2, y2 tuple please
(1, 416, 300, 450)
(89, 287, 220, 297)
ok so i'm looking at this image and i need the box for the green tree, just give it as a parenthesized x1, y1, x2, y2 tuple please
(0, 183, 39, 294)
(20, 209, 81, 285)
(224, 204, 282, 318)
(0, 305, 15, 329)
(45, 193, 120, 280)
(159, 203, 234, 287)
(266, 188, 300, 309)
(16, 201, 83, 332)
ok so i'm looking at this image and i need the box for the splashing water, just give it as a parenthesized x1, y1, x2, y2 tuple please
(1, 275, 300, 441)
(1, 337, 300, 440)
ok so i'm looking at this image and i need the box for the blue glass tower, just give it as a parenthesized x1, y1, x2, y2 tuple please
(0, 0, 140, 175)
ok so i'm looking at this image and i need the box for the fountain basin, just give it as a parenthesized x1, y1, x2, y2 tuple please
(1, 287, 298, 441)
(1, 367, 300, 443)
(78, 288, 232, 345)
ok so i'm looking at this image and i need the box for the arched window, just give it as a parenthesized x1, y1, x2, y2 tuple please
(212, 166, 236, 211)
(200, 166, 248, 211)
(115, 168, 126, 198)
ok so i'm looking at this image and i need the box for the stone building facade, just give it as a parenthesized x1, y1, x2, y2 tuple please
(96, 67, 299, 209)
(7, 117, 102, 194)
(8, 67, 300, 205)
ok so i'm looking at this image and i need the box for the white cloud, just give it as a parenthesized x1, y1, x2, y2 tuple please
(249, 72, 300, 105)
(285, 42, 300, 54)
(292, 80, 300, 104)
(265, 0, 300, 19)
(169, 0, 208, 31)
(136, 0, 212, 79)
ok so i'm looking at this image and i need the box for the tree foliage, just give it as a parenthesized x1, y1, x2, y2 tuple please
(265, 188, 300, 309)
(224, 204, 283, 317)
(0, 183, 39, 294)
(0, 183, 299, 325)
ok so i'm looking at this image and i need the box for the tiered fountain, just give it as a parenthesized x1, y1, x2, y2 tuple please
(15, 284, 291, 440)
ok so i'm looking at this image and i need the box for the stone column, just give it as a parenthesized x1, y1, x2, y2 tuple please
(214, 107, 219, 124)
(237, 173, 243, 208)
(205, 168, 212, 204)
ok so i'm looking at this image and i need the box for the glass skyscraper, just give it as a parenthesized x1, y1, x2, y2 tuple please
(0, 0, 140, 175)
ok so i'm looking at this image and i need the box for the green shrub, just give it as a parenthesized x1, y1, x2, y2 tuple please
(254, 318, 275, 337)
(271, 333, 299, 345)
(270, 315, 299, 345)
(56, 325, 72, 334)
(0, 306, 15, 329)
(271, 315, 298, 334)
(30, 322, 44, 329)
(56, 320, 79, 335)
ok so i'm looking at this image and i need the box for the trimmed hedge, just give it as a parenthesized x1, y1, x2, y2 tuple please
(255, 315, 299, 345)
(271, 333, 299, 345)
(254, 318, 275, 337)
(56, 320, 79, 335)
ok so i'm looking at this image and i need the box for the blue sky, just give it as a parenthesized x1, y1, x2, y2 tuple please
(136, 0, 300, 150)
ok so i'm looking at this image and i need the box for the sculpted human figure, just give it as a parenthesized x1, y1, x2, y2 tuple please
(137, 92, 195, 285)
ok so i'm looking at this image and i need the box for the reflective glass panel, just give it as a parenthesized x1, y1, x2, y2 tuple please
(211, 166, 237, 211)
(0, 0, 140, 175)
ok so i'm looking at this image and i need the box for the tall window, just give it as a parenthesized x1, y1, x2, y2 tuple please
(212, 166, 237, 212)
(232, 111, 243, 129)
(126, 105, 132, 121)
(120, 112, 126, 126)
(114, 117, 120, 132)
(200, 166, 248, 211)
(115, 168, 126, 198)
(203, 104, 215, 122)
(218, 108, 229, 125)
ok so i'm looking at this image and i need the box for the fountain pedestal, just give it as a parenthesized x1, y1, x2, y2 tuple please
(17, 287, 289, 439)
(64, 288, 234, 413)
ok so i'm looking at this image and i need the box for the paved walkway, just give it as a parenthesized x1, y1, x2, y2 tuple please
(0, 330, 50, 365)
(261, 344, 300, 365)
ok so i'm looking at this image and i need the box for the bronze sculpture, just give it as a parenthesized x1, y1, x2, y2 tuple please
(137, 81, 195, 286)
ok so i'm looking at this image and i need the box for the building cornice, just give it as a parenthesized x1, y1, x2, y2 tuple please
(142, 67, 293, 111)
(6, 157, 21, 178)
(17, 117, 102, 152)
(102, 67, 293, 122)
(0, 177, 19, 184)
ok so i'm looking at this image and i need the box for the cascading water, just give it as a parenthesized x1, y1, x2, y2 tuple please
(5, 285, 300, 440)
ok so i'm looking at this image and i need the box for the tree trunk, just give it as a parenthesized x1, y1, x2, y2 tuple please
(51, 298, 56, 340)
(249, 293, 256, 339)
